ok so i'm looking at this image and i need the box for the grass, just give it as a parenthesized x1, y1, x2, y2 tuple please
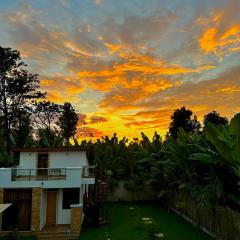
(80, 202, 214, 240)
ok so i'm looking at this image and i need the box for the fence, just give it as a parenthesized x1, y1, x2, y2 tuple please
(169, 194, 240, 240)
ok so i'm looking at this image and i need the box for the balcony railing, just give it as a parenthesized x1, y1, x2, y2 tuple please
(82, 166, 95, 178)
(10, 166, 95, 181)
(11, 168, 67, 181)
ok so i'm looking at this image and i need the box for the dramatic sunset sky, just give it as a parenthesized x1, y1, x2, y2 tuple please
(0, 0, 239, 139)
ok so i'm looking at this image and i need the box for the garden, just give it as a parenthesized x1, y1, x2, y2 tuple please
(80, 202, 214, 240)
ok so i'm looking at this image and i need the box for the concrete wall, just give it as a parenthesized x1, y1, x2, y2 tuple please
(108, 181, 156, 201)
(19, 151, 88, 169)
(57, 189, 71, 224)
(40, 189, 46, 230)
(19, 152, 37, 169)
(49, 152, 88, 168)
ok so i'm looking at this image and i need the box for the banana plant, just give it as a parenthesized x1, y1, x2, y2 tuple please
(204, 113, 240, 176)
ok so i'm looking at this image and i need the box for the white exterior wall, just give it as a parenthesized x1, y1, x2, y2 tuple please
(19, 151, 88, 169)
(49, 152, 88, 168)
(0, 168, 94, 188)
(40, 189, 47, 230)
(19, 152, 37, 169)
(57, 189, 71, 224)
(0, 150, 94, 189)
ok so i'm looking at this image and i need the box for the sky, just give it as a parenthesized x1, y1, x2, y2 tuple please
(0, 0, 239, 140)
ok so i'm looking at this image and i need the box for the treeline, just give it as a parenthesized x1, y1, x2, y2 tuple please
(91, 110, 240, 208)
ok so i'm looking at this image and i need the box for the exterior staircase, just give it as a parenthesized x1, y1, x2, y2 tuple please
(37, 231, 79, 240)
(37, 225, 79, 240)
(94, 179, 109, 226)
(95, 179, 109, 203)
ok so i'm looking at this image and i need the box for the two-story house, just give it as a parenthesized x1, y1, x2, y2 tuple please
(0, 147, 95, 237)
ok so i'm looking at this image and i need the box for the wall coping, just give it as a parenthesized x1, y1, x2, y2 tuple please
(70, 204, 83, 208)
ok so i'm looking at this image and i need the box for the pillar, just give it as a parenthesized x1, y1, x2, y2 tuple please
(31, 188, 41, 232)
(71, 205, 83, 233)
(0, 189, 4, 231)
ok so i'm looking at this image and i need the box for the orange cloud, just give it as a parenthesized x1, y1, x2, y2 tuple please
(64, 40, 103, 58)
(125, 118, 170, 130)
(199, 25, 240, 55)
(134, 109, 173, 118)
(41, 75, 83, 97)
(46, 92, 65, 102)
(104, 43, 122, 54)
(217, 87, 240, 94)
(89, 116, 108, 124)
(198, 9, 240, 57)
(77, 47, 214, 97)
(76, 127, 104, 138)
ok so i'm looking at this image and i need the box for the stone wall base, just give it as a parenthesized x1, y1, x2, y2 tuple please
(71, 206, 83, 233)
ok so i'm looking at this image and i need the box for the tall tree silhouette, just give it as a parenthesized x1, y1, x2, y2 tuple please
(203, 111, 228, 127)
(59, 102, 78, 145)
(0, 46, 44, 152)
(12, 108, 32, 147)
(169, 106, 197, 138)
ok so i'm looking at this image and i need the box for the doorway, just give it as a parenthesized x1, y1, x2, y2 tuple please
(46, 191, 57, 224)
(2, 189, 32, 231)
(37, 153, 48, 176)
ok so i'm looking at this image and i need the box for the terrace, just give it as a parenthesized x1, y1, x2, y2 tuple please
(10, 165, 95, 181)
(0, 166, 95, 188)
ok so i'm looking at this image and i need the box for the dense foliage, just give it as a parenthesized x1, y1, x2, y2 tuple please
(88, 113, 240, 210)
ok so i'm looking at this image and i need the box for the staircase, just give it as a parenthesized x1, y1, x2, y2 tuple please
(37, 225, 79, 240)
(38, 231, 79, 240)
(94, 179, 110, 226)
(95, 179, 109, 203)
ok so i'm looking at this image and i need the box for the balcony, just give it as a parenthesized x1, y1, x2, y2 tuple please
(82, 166, 95, 178)
(0, 166, 95, 189)
(11, 168, 67, 181)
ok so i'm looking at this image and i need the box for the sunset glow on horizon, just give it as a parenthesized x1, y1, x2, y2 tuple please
(0, 0, 239, 140)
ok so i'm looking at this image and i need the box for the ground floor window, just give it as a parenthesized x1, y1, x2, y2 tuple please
(2, 189, 32, 231)
(62, 188, 80, 209)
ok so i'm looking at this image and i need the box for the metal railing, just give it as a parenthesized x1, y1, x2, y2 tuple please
(11, 168, 67, 181)
(82, 166, 95, 178)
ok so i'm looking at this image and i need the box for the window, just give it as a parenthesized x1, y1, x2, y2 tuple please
(62, 188, 80, 209)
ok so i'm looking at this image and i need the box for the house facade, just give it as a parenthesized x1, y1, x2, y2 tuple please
(0, 147, 95, 235)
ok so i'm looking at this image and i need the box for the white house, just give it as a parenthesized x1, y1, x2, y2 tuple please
(0, 147, 95, 237)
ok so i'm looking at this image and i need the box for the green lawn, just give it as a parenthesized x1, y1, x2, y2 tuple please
(80, 202, 214, 240)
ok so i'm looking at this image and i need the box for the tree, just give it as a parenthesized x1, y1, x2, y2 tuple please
(0, 46, 44, 152)
(168, 106, 198, 138)
(12, 108, 32, 147)
(59, 102, 78, 145)
(32, 101, 62, 145)
(33, 101, 61, 131)
(203, 111, 228, 127)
